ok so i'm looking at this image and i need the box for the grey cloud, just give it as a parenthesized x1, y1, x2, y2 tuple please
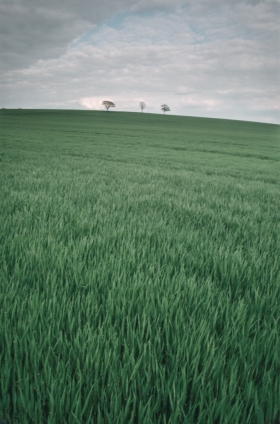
(1, 0, 279, 123)
(1, 0, 279, 72)
(0, 0, 183, 73)
(0, 2, 90, 72)
(1, 1, 105, 72)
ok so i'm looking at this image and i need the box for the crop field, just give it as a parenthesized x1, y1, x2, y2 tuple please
(0, 109, 279, 423)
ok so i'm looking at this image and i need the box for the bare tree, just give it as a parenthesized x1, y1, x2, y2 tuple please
(139, 102, 146, 112)
(161, 104, 170, 114)
(102, 100, 116, 111)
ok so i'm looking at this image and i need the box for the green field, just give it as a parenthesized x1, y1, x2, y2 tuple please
(0, 109, 279, 423)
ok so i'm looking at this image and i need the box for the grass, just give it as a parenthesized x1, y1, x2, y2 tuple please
(0, 109, 279, 423)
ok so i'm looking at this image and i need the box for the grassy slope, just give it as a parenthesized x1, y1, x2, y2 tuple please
(0, 110, 280, 423)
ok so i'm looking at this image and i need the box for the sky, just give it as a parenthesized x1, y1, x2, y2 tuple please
(1, 0, 279, 123)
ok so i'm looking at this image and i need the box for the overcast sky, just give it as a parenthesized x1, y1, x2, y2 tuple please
(1, 0, 279, 123)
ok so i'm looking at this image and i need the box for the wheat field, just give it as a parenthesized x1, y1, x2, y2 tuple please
(0, 109, 279, 423)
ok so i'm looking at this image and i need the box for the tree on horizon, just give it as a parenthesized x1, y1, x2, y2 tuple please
(102, 100, 116, 111)
(161, 104, 170, 114)
(139, 102, 146, 113)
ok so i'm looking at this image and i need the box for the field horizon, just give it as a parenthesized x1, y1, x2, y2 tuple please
(2, 107, 280, 126)
(0, 109, 279, 423)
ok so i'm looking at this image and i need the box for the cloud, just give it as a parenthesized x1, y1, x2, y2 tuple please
(2, 0, 277, 72)
(79, 97, 105, 110)
(0, 0, 183, 73)
(0, 0, 279, 123)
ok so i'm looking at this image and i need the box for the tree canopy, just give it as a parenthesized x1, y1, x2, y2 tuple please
(102, 100, 116, 111)
(139, 102, 146, 112)
(161, 104, 170, 114)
